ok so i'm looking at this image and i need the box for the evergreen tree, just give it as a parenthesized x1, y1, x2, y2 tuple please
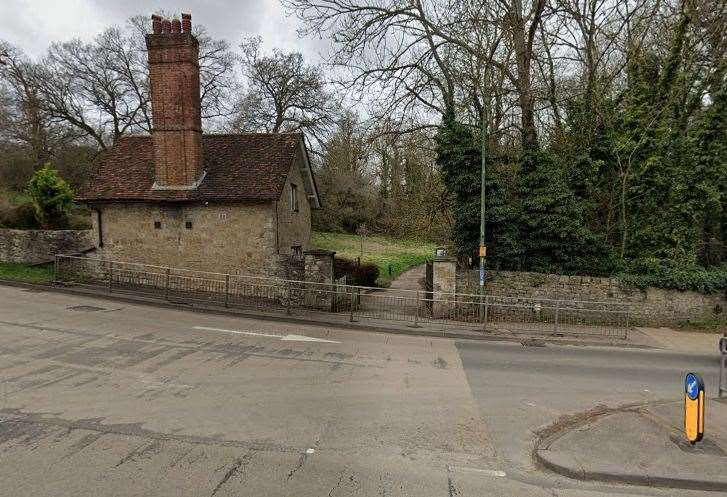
(517, 150, 615, 273)
(435, 118, 520, 268)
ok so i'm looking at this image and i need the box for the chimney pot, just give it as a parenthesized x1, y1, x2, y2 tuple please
(171, 18, 181, 33)
(161, 19, 171, 33)
(181, 13, 192, 33)
(151, 15, 162, 34)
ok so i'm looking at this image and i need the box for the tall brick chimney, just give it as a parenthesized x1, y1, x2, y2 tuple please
(146, 13, 204, 189)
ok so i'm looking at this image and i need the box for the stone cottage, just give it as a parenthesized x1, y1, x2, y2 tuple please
(76, 14, 321, 276)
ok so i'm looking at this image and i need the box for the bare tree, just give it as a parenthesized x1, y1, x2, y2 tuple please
(34, 16, 236, 150)
(230, 37, 337, 148)
(0, 41, 53, 165)
(283, 0, 549, 149)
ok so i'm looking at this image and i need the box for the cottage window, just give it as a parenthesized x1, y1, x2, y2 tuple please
(291, 183, 299, 212)
(154, 221, 162, 229)
(185, 221, 193, 229)
(291, 245, 303, 256)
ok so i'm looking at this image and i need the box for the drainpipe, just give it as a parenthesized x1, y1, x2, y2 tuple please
(274, 200, 280, 254)
(93, 208, 104, 247)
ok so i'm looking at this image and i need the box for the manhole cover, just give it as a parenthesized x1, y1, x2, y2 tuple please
(67, 305, 106, 312)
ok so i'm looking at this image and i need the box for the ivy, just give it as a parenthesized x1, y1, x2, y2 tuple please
(618, 259, 727, 294)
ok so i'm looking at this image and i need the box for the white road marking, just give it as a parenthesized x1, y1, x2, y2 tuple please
(192, 326, 340, 344)
(193, 326, 282, 338)
(281, 334, 340, 344)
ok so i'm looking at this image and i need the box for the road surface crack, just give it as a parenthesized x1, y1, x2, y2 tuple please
(211, 451, 254, 496)
(328, 468, 345, 497)
(114, 440, 161, 467)
(287, 453, 307, 480)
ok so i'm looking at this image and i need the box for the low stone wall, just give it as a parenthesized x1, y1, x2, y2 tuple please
(456, 269, 726, 326)
(0, 229, 94, 265)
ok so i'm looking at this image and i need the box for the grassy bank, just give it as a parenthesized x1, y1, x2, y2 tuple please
(311, 231, 437, 284)
(0, 189, 31, 206)
(0, 262, 54, 284)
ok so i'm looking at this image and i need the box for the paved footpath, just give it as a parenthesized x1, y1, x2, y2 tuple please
(536, 399, 727, 492)
(0, 284, 724, 496)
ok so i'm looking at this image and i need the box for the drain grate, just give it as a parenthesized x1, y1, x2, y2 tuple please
(521, 338, 546, 347)
(67, 305, 106, 312)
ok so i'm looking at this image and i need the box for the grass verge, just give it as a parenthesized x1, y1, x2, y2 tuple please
(675, 316, 727, 334)
(311, 231, 436, 285)
(0, 262, 54, 284)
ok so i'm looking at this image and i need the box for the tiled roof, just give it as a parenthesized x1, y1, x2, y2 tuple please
(76, 133, 304, 203)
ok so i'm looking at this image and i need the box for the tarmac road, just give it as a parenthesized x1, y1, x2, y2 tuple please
(0, 284, 722, 496)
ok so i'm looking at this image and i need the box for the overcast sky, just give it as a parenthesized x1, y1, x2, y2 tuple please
(0, 0, 329, 61)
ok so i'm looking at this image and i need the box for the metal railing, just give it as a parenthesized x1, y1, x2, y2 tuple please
(55, 255, 630, 339)
(720, 337, 727, 398)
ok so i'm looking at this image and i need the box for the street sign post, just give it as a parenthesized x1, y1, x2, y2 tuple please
(684, 372, 705, 444)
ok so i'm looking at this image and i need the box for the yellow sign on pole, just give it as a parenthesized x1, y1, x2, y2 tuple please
(684, 372, 705, 444)
(479, 246, 487, 257)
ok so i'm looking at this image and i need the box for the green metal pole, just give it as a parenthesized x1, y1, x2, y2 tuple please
(479, 102, 487, 317)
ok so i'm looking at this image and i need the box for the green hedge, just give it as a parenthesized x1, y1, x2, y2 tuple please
(617, 259, 727, 294)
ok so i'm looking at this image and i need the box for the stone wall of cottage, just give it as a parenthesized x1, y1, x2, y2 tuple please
(456, 269, 726, 326)
(275, 157, 312, 255)
(0, 229, 94, 265)
(91, 202, 279, 276)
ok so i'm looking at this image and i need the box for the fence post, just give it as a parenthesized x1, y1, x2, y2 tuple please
(108, 261, 113, 293)
(224, 274, 230, 308)
(483, 296, 489, 332)
(286, 279, 292, 315)
(554, 299, 560, 333)
(165, 268, 171, 300)
(53, 255, 59, 283)
(719, 338, 726, 398)
(413, 291, 420, 328)
(349, 286, 355, 322)
(624, 308, 630, 340)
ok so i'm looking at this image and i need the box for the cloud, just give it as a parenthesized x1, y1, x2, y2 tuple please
(0, 0, 331, 62)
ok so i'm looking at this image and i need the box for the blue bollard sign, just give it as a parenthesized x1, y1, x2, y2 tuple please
(684, 372, 705, 444)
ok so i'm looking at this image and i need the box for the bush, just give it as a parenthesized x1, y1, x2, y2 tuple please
(334, 257, 380, 287)
(25, 165, 74, 229)
(617, 258, 727, 294)
(0, 202, 39, 229)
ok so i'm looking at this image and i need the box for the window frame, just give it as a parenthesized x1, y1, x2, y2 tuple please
(290, 183, 299, 213)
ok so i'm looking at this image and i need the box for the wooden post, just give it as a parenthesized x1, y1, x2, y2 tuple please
(413, 291, 420, 328)
(165, 268, 171, 300)
(225, 274, 230, 308)
(53, 255, 59, 283)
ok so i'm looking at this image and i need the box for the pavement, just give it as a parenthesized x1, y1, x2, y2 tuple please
(535, 399, 727, 492)
(0, 283, 725, 496)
